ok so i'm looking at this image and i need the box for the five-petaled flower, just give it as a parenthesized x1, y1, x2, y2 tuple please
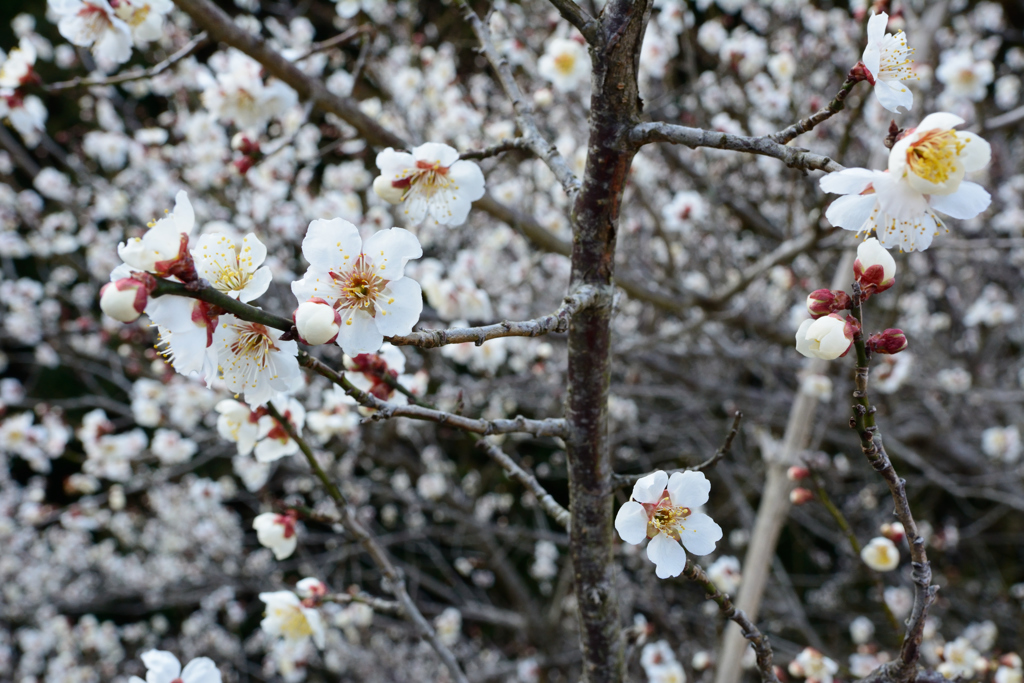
(213, 314, 302, 408)
(614, 470, 723, 579)
(373, 143, 485, 227)
(820, 113, 991, 252)
(192, 232, 272, 302)
(861, 12, 915, 113)
(128, 650, 221, 683)
(118, 190, 198, 279)
(49, 0, 134, 65)
(291, 218, 423, 356)
(259, 590, 327, 649)
(253, 511, 298, 560)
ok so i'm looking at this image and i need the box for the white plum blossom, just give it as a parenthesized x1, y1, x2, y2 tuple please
(850, 615, 875, 645)
(49, 0, 133, 65)
(706, 555, 742, 594)
(128, 650, 221, 683)
(820, 113, 991, 251)
(795, 314, 854, 360)
(192, 232, 272, 302)
(538, 38, 591, 92)
(981, 426, 1022, 464)
(860, 536, 900, 572)
(216, 399, 260, 455)
(293, 298, 340, 345)
(936, 50, 994, 102)
(110, 0, 172, 45)
(0, 91, 48, 147)
(861, 12, 915, 113)
(373, 143, 485, 227)
(253, 512, 298, 560)
(144, 293, 219, 381)
(254, 397, 305, 463)
(259, 590, 326, 649)
(614, 470, 723, 579)
(99, 276, 151, 322)
(201, 49, 299, 130)
(291, 218, 423, 356)
(213, 314, 303, 408)
(0, 38, 37, 88)
(118, 190, 196, 275)
(938, 637, 982, 680)
(790, 647, 839, 683)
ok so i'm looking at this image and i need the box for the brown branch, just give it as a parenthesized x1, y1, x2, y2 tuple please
(682, 559, 780, 683)
(458, 137, 531, 160)
(387, 285, 600, 348)
(46, 32, 209, 91)
(476, 439, 571, 530)
(292, 25, 372, 63)
(768, 77, 860, 145)
(265, 403, 470, 683)
(545, 0, 601, 43)
(630, 122, 845, 174)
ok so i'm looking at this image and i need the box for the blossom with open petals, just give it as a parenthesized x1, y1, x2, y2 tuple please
(128, 650, 221, 683)
(192, 232, 272, 302)
(373, 143, 485, 227)
(861, 536, 900, 572)
(201, 50, 298, 131)
(790, 648, 839, 683)
(213, 314, 302, 408)
(259, 590, 326, 649)
(820, 113, 991, 252)
(0, 38, 37, 89)
(862, 12, 915, 113)
(291, 218, 423, 356)
(795, 314, 857, 360)
(49, 0, 133, 65)
(614, 470, 723, 579)
(538, 38, 591, 92)
(118, 190, 196, 277)
(253, 511, 298, 560)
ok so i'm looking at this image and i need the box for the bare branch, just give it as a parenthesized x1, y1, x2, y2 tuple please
(545, 0, 601, 44)
(387, 285, 601, 348)
(476, 439, 571, 530)
(768, 77, 860, 145)
(457, 0, 581, 198)
(265, 403, 471, 683)
(46, 32, 209, 91)
(459, 137, 532, 161)
(292, 25, 372, 63)
(631, 122, 845, 174)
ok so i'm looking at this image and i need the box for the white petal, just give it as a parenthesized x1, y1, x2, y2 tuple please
(301, 217, 362, 270)
(678, 512, 723, 556)
(825, 194, 878, 232)
(240, 233, 267, 270)
(614, 501, 650, 545)
(290, 268, 337, 306)
(795, 318, 816, 358)
(916, 112, 965, 132)
(647, 532, 688, 579)
(865, 12, 888, 47)
(631, 470, 668, 504)
(667, 470, 710, 509)
(448, 159, 487, 202)
(140, 650, 181, 681)
(337, 308, 383, 356)
(375, 147, 416, 175)
(874, 176, 929, 220)
(929, 181, 991, 219)
(874, 79, 913, 114)
(413, 142, 460, 167)
(957, 132, 991, 173)
(238, 267, 273, 303)
(818, 168, 876, 195)
(374, 277, 423, 337)
(862, 43, 881, 80)
(170, 190, 195, 235)
(181, 657, 222, 683)
(362, 227, 423, 280)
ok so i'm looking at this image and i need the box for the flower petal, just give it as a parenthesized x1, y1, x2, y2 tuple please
(667, 470, 710, 509)
(238, 267, 272, 303)
(181, 657, 222, 683)
(413, 142, 460, 167)
(916, 112, 965, 132)
(678, 512, 723, 556)
(862, 43, 881, 80)
(301, 217, 362, 270)
(614, 501, 650, 545)
(140, 650, 182, 682)
(631, 470, 668, 504)
(240, 233, 267, 271)
(337, 308, 383, 356)
(374, 277, 423, 337)
(928, 181, 991, 220)
(819, 168, 876, 195)
(375, 147, 416, 175)
(795, 318, 816, 358)
(363, 227, 423, 281)
(874, 79, 913, 114)
(865, 12, 888, 48)
(957, 132, 991, 173)
(647, 532, 688, 579)
(825, 194, 878, 232)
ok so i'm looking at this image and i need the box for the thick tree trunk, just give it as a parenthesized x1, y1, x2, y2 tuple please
(565, 3, 652, 682)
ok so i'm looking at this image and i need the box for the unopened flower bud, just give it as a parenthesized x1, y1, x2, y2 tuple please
(855, 238, 896, 297)
(294, 298, 341, 345)
(787, 466, 810, 481)
(795, 313, 857, 360)
(789, 487, 814, 505)
(296, 577, 328, 600)
(231, 132, 260, 155)
(252, 511, 298, 560)
(881, 522, 906, 544)
(373, 174, 406, 204)
(867, 328, 908, 355)
(806, 289, 851, 318)
(848, 60, 876, 85)
(100, 275, 154, 323)
(861, 536, 900, 572)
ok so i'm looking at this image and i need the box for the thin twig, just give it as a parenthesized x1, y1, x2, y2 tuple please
(459, 137, 532, 160)
(292, 25, 371, 63)
(46, 32, 209, 91)
(387, 285, 601, 348)
(544, 0, 601, 43)
(476, 439, 571, 530)
(265, 403, 471, 683)
(768, 77, 860, 145)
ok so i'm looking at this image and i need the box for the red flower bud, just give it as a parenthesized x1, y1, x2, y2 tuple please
(787, 466, 810, 481)
(866, 328, 907, 355)
(881, 522, 905, 544)
(806, 289, 851, 319)
(789, 487, 814, 505)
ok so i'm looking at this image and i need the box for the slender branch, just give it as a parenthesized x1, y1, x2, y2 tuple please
(150, 277, 294, 331)
(292, 25, 372, 63)
(265, 403, 470, 683)
(46, 32, 209, 91)
(457, 1, 582, 197)
(768, 77, 860, 145)
(299, 352, 569, 438)
(459, 137, 531, 161)
(849, 284, 935, 683)
(476, 438, 571, 530)
(681, 559, 780, 683)
(613, 411, 742, 488)
(325, 590, 404, 616)
(545, 0, 601, 43)
(630, 122, 845, 174)
(387, 285, 601, 348)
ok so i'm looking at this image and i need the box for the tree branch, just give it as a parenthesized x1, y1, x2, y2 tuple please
(459, 137, 532, 160)
(630, 122, 845, 174)
(545, 0, 601, 44)
(46, 32, 209, 91)
(476, 438, 571, 530)
(387, 285, 601, 348)
(265, 403, 470, 683)
(768, 77, 860, 145)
